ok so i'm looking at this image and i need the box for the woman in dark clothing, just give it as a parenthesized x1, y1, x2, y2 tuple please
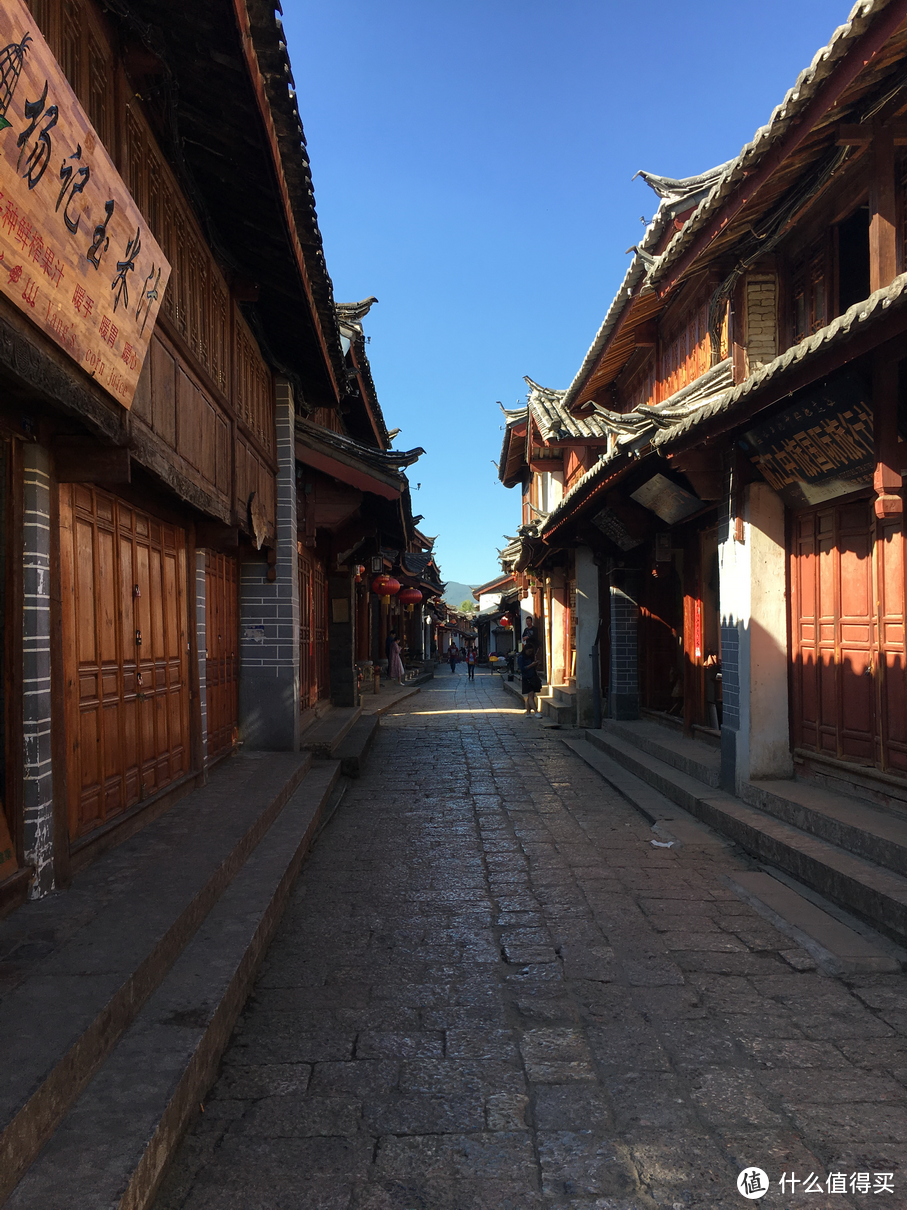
(448, 644, 458, 673)
(518, 641, 541, 715)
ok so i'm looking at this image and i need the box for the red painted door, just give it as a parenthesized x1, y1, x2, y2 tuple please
(790, 496, 906, 772)
(298, 544, 329, 711)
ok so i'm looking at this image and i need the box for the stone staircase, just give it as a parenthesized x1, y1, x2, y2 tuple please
(576, 718, 907, 950)
(0, 702, 384, 1209)
(539, 683, 576, 725)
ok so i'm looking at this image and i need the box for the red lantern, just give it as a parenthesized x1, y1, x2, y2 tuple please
(499, 615, 513, 629)
(372, 574, 400, 605)
(398, 587, 423, 614)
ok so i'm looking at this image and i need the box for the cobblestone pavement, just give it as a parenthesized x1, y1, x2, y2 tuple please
(156, 672, 907, 1210)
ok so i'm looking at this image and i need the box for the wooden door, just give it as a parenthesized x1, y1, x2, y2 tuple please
(298, 545, 329, 711)
(60, 485, 190, 841)
(790, 497, 880, 767)
(204, 552, 238, 762)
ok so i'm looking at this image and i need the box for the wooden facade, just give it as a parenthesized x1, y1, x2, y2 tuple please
(0, 0, 356, 907)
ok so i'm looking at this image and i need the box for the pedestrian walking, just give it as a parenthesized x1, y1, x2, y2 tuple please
(466, 644, 477, 680)
(522, 615, 537, 645)
(448, 644, 458, 674)
(519, 640, 542, 715)
(388, 634, 405, 685)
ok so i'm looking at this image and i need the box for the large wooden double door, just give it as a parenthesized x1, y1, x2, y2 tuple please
(60, 485, 191, 841)
(790, 496, 907, 774)
(204, 552, 238, 762)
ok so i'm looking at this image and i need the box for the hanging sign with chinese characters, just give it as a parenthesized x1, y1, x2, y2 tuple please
(0, 0, 170, 408)
(742, 373, 874, 508)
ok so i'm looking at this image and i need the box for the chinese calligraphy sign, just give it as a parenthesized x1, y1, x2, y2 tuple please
(0, 0, 170, 408)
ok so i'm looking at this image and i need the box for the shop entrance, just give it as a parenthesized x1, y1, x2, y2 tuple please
(298, 544, 329, 711)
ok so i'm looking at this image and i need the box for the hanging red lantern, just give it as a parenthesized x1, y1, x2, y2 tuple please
(398, 587, 423, 614)
(499, 615, 513, 629)
(371, 574, 400, 605)
(354, 563, 366, 584)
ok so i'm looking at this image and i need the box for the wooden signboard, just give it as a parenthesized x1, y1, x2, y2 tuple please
(631, 473, 702, 526)
(0, 0, 170, 408)
(743, 373, 874, 508)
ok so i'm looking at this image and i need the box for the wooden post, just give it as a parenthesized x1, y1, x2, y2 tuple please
(870, 125, 897, 293)
(873, 348, 903, 518)
(682, 534, 702, 738)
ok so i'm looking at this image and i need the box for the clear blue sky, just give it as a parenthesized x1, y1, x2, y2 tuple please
(284, 0, 852, 585)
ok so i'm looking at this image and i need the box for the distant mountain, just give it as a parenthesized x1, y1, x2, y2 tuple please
(443, 581, 478, 607)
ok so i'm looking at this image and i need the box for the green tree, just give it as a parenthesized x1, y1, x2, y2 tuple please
(459, 599, 476, 612)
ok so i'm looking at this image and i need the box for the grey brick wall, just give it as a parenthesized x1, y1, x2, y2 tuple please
(238, 381, 300, 749)
(608, 575, 639, 720)
(22, 446, 54, 896)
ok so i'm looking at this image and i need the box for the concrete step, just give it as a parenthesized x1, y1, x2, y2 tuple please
(334, 714, 380, 778)
(564, 737, 902, 975)
(0, 752, 311, 1204)
(540, 696, 576, 725)
(599, 718, 720, 788)
(6, 761, 341, 1210)
(300, 705, 362, 759)
(582, 727, 907, 947)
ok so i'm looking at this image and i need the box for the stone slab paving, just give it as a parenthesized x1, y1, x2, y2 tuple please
(154, 671, 907, 1210)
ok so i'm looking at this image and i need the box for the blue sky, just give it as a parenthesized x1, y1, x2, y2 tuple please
(284, 0, 853, 585)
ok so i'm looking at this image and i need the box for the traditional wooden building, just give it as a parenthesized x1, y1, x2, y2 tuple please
(498, 0, 907, 938)
(0, 0, 434, 912)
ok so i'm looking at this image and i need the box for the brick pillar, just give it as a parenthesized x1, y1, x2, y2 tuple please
(195, 550, 208, 767)
(238, 380, 300, 750)
(574, 545, 599, 728)
(608, 570, 639, 720)
(22, 446, 54, 896)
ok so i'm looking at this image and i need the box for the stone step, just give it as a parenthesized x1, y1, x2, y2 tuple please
(551, 684, 577, 708)
(334, 714, 380, 778)
(582, 727, 907, 947)
(740, 777, 907, 877)
(300, 705, 362, 758)
(0, 751, 311, 1205)
(540, 696, 576, 725)
(564, 737, 902, 974)
(599, 717, 721, 787)
(5, 761, 341, 1210)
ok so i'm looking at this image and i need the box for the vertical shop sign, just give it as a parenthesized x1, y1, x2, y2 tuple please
(0, 0, 170, 408)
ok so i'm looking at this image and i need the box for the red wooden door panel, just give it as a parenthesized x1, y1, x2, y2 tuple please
(205, 552, 238, 761)
(298, 545, 329, 711)
(60, 485, 190, 841)
(790, 496, 907, 773)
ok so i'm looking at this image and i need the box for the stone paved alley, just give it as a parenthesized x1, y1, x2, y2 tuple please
(155, 672, 907, 1210)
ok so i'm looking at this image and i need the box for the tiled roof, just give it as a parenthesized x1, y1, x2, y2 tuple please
(538, 358, 734, 537)
(652, 269, 907, 450)
(647, 0, 890, 291)
(559, 165, 729, 412)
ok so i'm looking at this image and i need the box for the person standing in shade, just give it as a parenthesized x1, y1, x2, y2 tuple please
(519, 640, 542, 715)
(448, 643, 458, 674)
(466, 644, 477, 681)
(522, 616, 537, 646)
(388, 633, 405, 685)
